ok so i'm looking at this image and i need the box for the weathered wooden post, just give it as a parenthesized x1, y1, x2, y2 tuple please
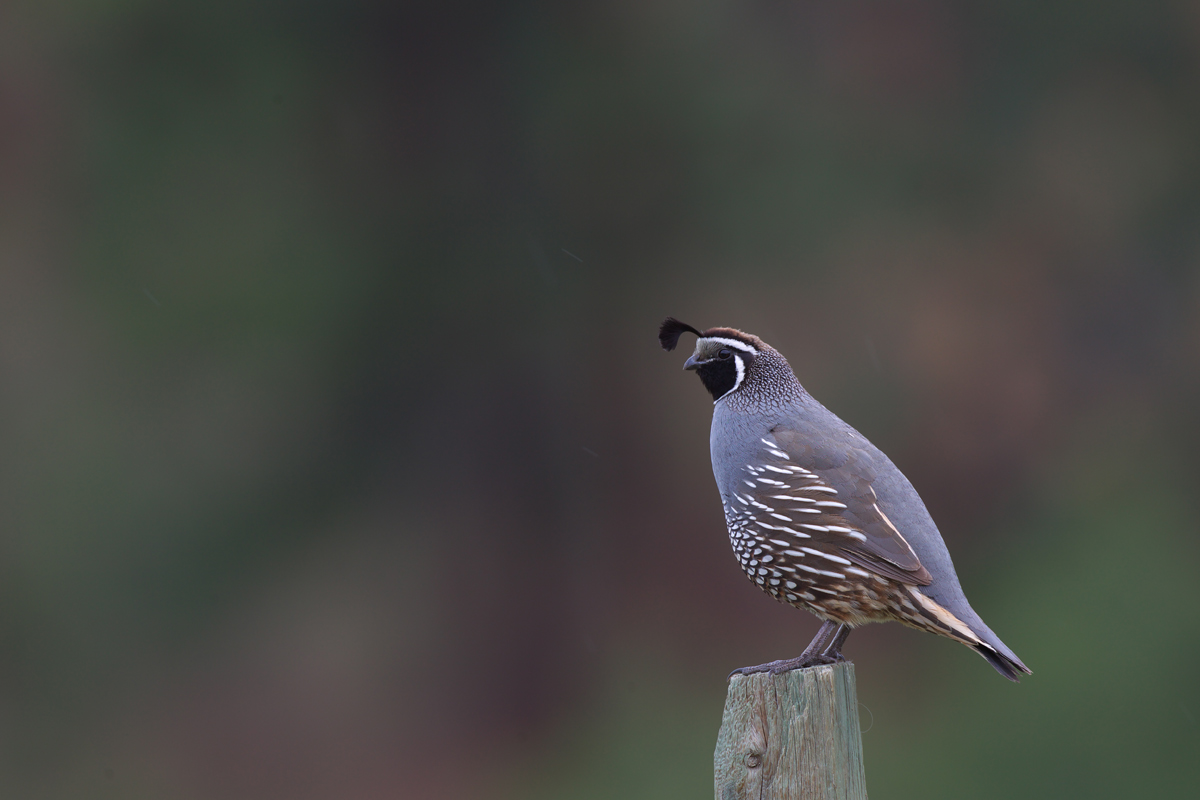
(714, 663, 867, 800)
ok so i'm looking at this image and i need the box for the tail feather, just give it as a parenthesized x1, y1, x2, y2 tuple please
(906, 586, 1031, 681)
(974, 642, 1031, 682)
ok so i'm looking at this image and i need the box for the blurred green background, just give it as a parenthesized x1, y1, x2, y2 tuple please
(2, 1, 1199, 798)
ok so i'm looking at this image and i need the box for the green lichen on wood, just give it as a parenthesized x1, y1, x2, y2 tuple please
(714, 663, 867, 800)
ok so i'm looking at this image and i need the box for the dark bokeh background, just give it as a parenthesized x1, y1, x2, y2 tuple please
(3, 2, 1199, 798)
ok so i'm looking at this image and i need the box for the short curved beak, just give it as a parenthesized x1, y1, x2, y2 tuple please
(683, 355, 705, 371)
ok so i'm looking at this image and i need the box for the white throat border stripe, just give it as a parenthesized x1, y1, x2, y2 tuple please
(716, 354, 746, 402)
(698, 336, 758, 354)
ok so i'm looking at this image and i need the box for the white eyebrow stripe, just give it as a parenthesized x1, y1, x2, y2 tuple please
(697, 336, 758, 354)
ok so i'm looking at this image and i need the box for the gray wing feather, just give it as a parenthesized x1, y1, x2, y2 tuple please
(769, 427, 933, 586)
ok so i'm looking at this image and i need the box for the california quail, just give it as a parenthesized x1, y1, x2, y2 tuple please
(660, 318, 1030, 681)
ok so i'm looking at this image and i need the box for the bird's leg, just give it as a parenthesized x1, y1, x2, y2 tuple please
(820, 624, 851, 662)
(797, 620, 841, 663)
(728, 620, 843, 678)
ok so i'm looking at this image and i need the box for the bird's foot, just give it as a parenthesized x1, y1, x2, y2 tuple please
(728, 653, 841, 679)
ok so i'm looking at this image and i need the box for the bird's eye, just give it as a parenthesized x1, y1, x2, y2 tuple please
(718, 349, 732, 359)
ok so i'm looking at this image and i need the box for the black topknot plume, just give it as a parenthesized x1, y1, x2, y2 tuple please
(659, 317, 703, 351)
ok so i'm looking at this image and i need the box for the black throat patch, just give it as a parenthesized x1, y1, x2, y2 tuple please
(696, 357, 740, 401)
